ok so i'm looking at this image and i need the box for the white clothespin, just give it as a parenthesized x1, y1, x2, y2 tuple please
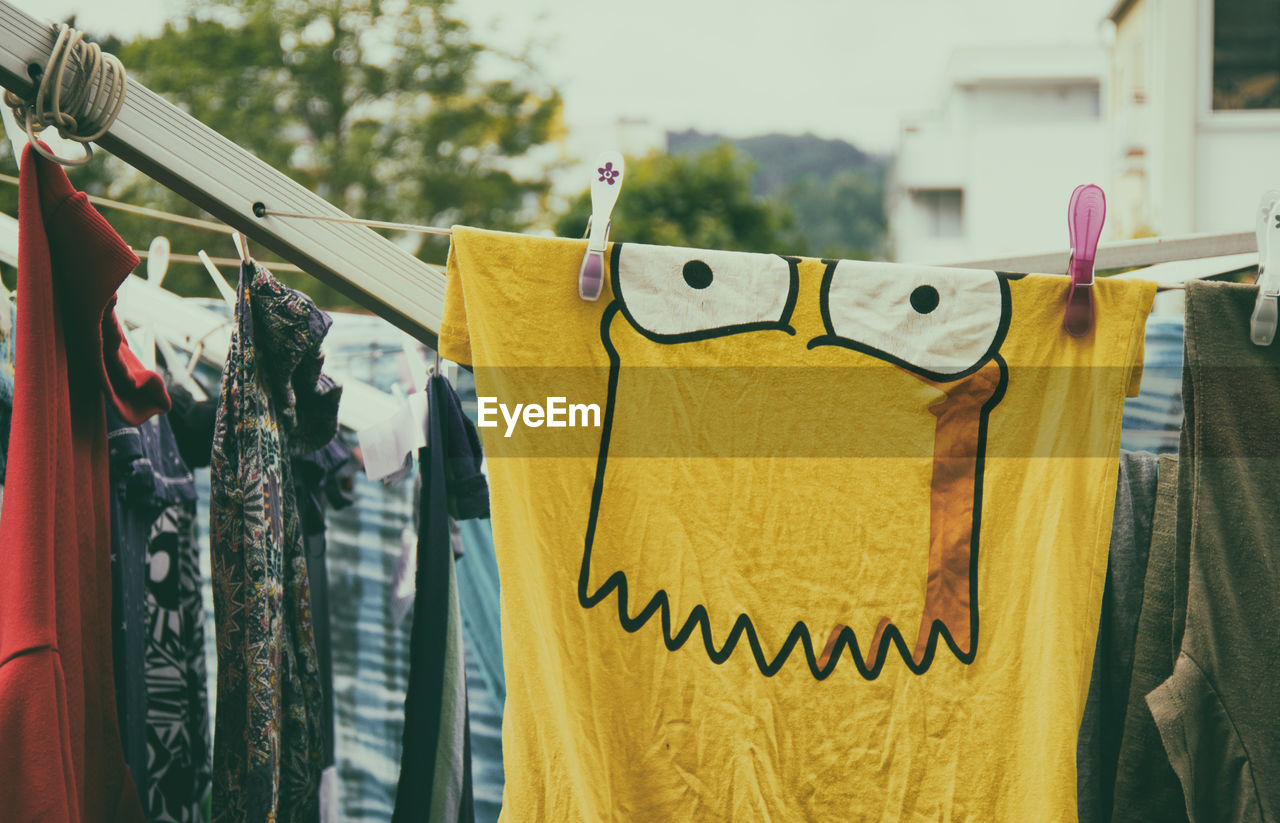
(197, 249, 238, 308)
(134, 235, 171, 370)
(578, 152, 625, 301)
(1249, 192, 1280, 346)
(148, 235, 171, 287)
(232, 230, 252, 265)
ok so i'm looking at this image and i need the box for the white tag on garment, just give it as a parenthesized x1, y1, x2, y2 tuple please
(357, 389, 429, 481)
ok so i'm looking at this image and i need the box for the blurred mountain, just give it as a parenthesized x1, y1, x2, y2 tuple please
(668, 129, 886, 196)
(666, 129, 889, 259)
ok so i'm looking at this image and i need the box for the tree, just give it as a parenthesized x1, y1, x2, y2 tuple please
(779, 169, 887, 260)
(0, 2, 564, 306)
(553, 146, 800, 254)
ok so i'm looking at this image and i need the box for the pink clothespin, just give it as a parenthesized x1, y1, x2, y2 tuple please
(578, 152, 625, 301)
(1064, 184, 1105, 338)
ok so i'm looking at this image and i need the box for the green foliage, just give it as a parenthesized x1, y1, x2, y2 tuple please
(1, 2, 564, 306)
(779, 169, 887, 260)
(553, 146, 801, 254)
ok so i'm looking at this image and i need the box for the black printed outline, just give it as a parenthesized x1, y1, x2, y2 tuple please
(609, 242, 800, 343)
(812, 259, 1013, 382)
(579, 294, 1011, 680)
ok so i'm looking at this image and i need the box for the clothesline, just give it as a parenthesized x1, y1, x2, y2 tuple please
(0, 172, 431, 275)
(136, 249, 304, 274)
(8, 154, 1251, 289)
(0, 171, 224, 231)
(949, 230, 1257, 273)
(0, 169, 1253, 299)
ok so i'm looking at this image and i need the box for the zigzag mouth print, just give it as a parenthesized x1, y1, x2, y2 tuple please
(575, 245, 1013, 680)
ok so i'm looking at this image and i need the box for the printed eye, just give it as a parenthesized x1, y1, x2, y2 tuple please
(821, 261, 1007, 379)
(613, 244, 796, 340)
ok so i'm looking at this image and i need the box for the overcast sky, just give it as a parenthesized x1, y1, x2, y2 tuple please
(13, 0, 1115, 153)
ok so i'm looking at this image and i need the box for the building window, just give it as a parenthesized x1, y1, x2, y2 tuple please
(1213, 0, 1280, 110)
(913, 189, 964, 238)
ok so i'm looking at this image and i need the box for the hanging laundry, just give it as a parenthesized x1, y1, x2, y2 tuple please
(1110, 455, 1187, 823)
(439, 227, 1156, 820)
(0, 293, 13, 406)
(1119, 314, 1184, 454)
(1076, 450, 1161, 823)
(1142, 281, 1280, 820)
(393, 373, 489, 823)
(292, 433, 360, 821)
(209, 262, 341, 823)
(0, 148, 169, 821)
(0, 295, 14, 507)
(107, 406, 153, 810)
(167, 383, 218, 471)
(106, 405, 211, 823)
(454, 517, 506, 823)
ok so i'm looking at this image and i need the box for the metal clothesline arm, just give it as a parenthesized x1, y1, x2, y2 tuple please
(0, 0, 447, 347)
(946, 230, 1256, 273)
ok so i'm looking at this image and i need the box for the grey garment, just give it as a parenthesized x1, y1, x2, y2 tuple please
(1077, 450, 1161, 823)
(1111, 455, 1188, 823)
(1144, 281, 1280, 822)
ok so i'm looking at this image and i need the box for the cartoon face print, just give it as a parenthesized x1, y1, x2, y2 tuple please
(579, 243, 1012, 679)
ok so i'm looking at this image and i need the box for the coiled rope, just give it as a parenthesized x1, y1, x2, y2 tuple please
(3, 23, 127, 166)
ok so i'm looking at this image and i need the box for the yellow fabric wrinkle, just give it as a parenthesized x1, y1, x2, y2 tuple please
(440, 227, 1155, 821)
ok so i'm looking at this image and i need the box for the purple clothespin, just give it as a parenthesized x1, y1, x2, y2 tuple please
(579, 152, 625, 301)
(1064, 184, 1105, 338)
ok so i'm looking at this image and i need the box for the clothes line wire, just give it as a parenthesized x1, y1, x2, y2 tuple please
(133, 249, 304, 274)
(949, 230, 1257, 274)
(257, 199, 1260, 280)
(251, 202, 453, 237)
(0, 172, 446, 276)
(0, 169, 1247, 294)
(0, 170, 224, 230)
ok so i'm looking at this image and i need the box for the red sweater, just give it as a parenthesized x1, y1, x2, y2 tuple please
(0, 147, 170, 821)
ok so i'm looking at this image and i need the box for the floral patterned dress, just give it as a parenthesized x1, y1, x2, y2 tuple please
(210, 262, 342, 823)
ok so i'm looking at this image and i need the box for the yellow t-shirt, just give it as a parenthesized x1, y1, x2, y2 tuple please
(439, 226, 1156, 822)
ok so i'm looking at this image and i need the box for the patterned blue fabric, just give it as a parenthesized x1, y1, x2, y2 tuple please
(1120, 314, 1185, 454)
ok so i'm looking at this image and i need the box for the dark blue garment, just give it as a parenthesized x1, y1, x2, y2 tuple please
(293, 435, 360, 771)
(393, 375, 488, 823)
(1076, 451, 1161, 823)
(108, 406, 210, 821)
(1077, 312, 1188, 823)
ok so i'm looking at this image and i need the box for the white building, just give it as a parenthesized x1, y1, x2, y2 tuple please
(1107, 0, 1280, 239)
(889, 47, 1109, 264)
